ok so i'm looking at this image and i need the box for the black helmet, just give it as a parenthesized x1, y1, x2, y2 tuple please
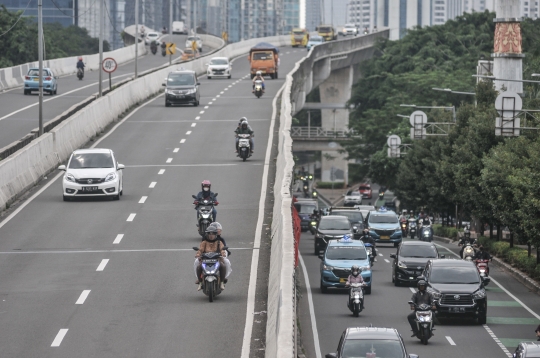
(205, 223, 219, 239)
(351, 265, 360, 277)
(417, 280, 427, 291)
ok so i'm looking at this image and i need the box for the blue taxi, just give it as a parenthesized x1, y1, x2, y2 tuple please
(319, 236, 372, 294)
(24, 68, 58, 95)
(365, 207, 402, 247)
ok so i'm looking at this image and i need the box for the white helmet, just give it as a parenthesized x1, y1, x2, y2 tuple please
(256, 70, 262, 76)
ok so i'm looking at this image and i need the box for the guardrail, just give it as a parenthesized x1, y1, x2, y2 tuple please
(290, 126, 352, 138)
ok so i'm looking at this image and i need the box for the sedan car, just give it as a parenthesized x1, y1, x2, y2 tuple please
(513, 342, 540, 358)
(358, 184, 372, 199)
(145, 31, 160, 45)
(206, 57, 232, 79)
(24, 68, 57, 95)
(163, 70, 200, 107)
(319, 238, 372, 293)
(325, 327, 418, 358)
(315, 215, 353, 254)
(185, 36, 202, 52)
(58, 148, 124, 201)
(343, 190, 362, 206)
(306, 35, 324, 51)
(390, 241, 444, 286)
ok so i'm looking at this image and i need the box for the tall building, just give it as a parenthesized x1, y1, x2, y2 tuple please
(348, 0, 376, 32)
(322, 0, 348, 27)
(283, 0, 301, 33)
(5, 0, 75, 27)
(305, 0, 321, 30)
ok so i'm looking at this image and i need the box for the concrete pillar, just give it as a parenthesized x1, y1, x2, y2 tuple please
(319, 66, 353, 131)
(493, 0, 523, 94)
(321, 150, 349, 186)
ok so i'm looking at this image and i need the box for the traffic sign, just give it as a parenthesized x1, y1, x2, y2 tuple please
(409, 110, 427, 127)
(191, 40, 197, 51)
(387, 134, 401, 147)
(495, 91, 522, 118)
(102, 57, 117, 73)
(166, 43, 176, 55)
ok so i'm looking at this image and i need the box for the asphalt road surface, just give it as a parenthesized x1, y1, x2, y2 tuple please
(0, 34, 214, 150)
(0, 47, 307, 357)
(298, 231, 540, 358)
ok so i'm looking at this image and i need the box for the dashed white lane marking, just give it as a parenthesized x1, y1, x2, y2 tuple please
(199, 110, 205, 114)
(409, 287, 416, 294)
(384, 259, 390, 263)
(212, 98, 216, 100)
(127, 213, 136, 222)
(379, 253, 383, 256)
(195, 116, 200, 120)
(224, 88, 228, 91)
(186, 131, 192, 135)
(191, 123, 196, 127)
(158, 169, 165, 174)
(173, 148, 179, 153)
(149, 182, 157, 188)
(220, 91, 224, 94)
(216, 95, 220, 97)
(139, 196, 148, 204)
(96, 259, 109, 271)
(484, 325, 512, 357)
(166, 158, 173, 163)
(180, 139, 186, 143)
(228, 85, 232, 88)
(446, 336, 456, 346)
(76, 290, 91, 304)
(113, 234, 124, 244)
(204, 106, 209, 109)
(51, 329, 68, 347)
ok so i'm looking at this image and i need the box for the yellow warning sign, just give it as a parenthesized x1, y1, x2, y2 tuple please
(166, 43, 176, 55)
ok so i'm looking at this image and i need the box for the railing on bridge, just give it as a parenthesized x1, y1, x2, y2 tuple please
(290, 126, 355, 138)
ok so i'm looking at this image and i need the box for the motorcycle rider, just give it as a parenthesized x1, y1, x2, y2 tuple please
(195, 224, 227, 291)
(194, 180, 218, 222)
(345, 265, 365, 310)
(474, 245, 491, 260)
(252, 70, 265, 93)
(150, 40, 158, 53)
(76, 57, 85, 76)
(359, 228, 377, 260)
(458, 230, 477, 258)
(235, 120, 254, 155)
(408, 280, 435, 337)
(237, 117, 254, 131)
(160, 41, 167, 54)
(398, 210, 408, 222)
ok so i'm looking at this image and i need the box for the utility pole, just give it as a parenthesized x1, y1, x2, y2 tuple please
(194, 0, 197, 36)
(38, 0, 43, 136)
(135, 0, 139, 78)
(169, 0, 173, 34)
(98, 0, 103, 97)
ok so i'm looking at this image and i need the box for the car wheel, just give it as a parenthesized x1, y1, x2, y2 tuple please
(228, 75, 231, 79)
(314, 241, 319, 255)
(194, 100, 199, 107)
(320, 279, 328, 294)
(394, 243, 399, 247)
(478, 311, 487, 325)
(54, 86, 57, 95)
(24, 90, 28, 95)
(165, 101, 171, 107)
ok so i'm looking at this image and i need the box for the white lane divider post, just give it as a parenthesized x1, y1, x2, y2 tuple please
(113, 234, 124, 244)
(51, 329, 68, 347)
(96, 259, 109, 271)
(76, 290, 91, 304)
(126, 213, 136, 222)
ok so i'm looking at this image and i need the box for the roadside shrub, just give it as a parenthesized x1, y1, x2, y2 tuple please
(433, 224, 459, 239)
(315, 182, 345, 189)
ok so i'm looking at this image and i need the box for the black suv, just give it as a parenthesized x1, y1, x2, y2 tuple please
(421, 259, 490, 324)
(163, 70, 200, 107)
(329, 207, 365, 237)
(390, 241, 444, 286)
(314, 215, 353, 255)
(325, 327, 418, 358)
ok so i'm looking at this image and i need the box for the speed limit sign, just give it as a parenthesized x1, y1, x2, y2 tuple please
(102, 57, 117, 73)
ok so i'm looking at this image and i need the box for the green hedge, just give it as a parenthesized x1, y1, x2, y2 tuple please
(315, 182, 346, 189)
(433, 224, 459, 239)
(476, 237, 540, 280)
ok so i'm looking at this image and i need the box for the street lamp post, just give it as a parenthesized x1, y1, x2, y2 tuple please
(98, 0, 103, 97)
(432, 87, 476, 96)
(400, 104, 456, 122)
(38, 0, 43, 136)
(135, 0, 139, 78)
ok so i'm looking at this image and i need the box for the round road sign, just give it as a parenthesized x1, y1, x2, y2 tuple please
(495, 91, 522, 118)
(409, 110, 428, 127)
(102, 57, 117, 73)
(387, 134, 401, 147)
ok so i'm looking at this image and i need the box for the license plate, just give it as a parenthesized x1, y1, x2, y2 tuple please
(380, 236, 390, 240)
(82, 186, 98, 191)
(339, 278, 347, 283)
(33, 78, 39, 81)
(450, 307, 465, 313)
(176, 95, 184, 98)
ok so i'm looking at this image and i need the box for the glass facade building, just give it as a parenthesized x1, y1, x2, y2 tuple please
(5, 0, 75, 27)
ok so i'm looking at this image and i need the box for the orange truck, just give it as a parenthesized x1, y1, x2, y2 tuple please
(248, 42, 280, 79)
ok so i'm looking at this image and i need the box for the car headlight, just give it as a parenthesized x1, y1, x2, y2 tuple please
(360, 266, 370, 272)
(166, 89, 173, 94)
(430, 290, 442, 300)
(65, 173, 76, 182)
(473, 288, 486, 299)
(104, 172, 117, 182)
(323, 264, 334, 270)
(397, 261, 407, 269)
(186, 89, 196, 94)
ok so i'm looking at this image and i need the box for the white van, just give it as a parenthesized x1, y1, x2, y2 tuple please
(172, 21, 187, 35)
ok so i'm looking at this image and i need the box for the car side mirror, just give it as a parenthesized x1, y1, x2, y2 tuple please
(325, 354, 337, 358)
(58, 165, 66, 171)
(318, 252, 324, 259)
(117, 164, 125, 170)
(482, 276, 491, 286)
(197, 82, 201, 85)
(390, 254, 396, 259)
(439, 254, 445, 258)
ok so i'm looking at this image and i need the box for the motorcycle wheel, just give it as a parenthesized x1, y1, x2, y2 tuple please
(199, 222, 208, 237)
(208, 282, 214, 302)
(421, 327, 429, 345)
(243, 156, 246, 162)
(353, 303, 360, 317)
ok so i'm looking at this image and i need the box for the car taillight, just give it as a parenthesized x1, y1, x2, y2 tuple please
(25, 76, 30, 80)
(45, 77, 52, 81)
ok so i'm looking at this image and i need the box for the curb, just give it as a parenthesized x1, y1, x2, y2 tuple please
(433, 236, 540, 296)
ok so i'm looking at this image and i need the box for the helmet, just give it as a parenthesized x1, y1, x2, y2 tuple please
(478, 245, 484, 251)
(201, 180, 211, 192)
(212, 222, 222, 231)
(239, 117, 248, 124)
(78, 57, 83, 61)
(205, 224, 219, 239)
(256, 70, 262, 76)
(241, 120, 248, 128)
(417, 280, 427, 291)
(351, 265, 360, 277)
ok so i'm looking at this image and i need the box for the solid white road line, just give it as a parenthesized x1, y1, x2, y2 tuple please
(180, 139, 186, 143)
(126, 213, 136, 222)
(446, 336, 456, 345)
(240, 84, 284, 358)
(113, 234, 124, 244)
(484, 325, 512, 357)
(158, 169, 165, 174)
(138, 196, 147, 204)
(299, 254, 323, 358)
(191, 123, 196, 127)
(166, 158, 173, 163)
(51, 329, 68, 347)
(96, 259, 109, 271)
(409, 287, 416, 294)
(76, 290, 91, 304)
(384, 259, 390, 263)
(173, 148, 179, 153)
(186, 131, 192, 135)
(149, 182, 157, 188)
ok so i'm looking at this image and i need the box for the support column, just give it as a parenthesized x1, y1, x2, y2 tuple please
(493, 0, 523, 94)
(321, 150, 349, 186)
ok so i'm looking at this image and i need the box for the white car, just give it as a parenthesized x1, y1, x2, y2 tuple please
(145, 32, 160, 45)
(343, 190, 362, 206)
(58, 148, 124, 201)
(185, 36, 202, 52)
(206, 57, 232, 79)
(342, 24, 358, 36)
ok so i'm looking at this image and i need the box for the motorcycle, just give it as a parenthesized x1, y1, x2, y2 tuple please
(400, 220, 408, 237)
(253, 79, 264, 98)
(420, 225, 433, 242)
(161, 48, 167, 57)
(192, 194, 218, 237)
(303, 181, 310, 198)
(408, 219, 417, 239)
(408, 301, 435, 345)
(192, 247, 228, 302)
(309, 218, 318, 235)
(462, 242, 476, 261)
(151, 45, 157, 55)
(347, 282, 366, 317)
(77, 68, 84, 80)
(475, 259, 490, 277)
(378, 191, 385, 199)
(237, 133, 252, 162)
(364, 242, 375, 266)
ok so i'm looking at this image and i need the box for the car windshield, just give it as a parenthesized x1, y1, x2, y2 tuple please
(319, 218, 350, 230)
(253, 52, 273, 60)
(168, 73, 195, 85)
(311, 38, 323, 43)
(430, 266, 479, 284)
(319, 27, 331, 32)
(346, 191, 361, 196)
(293, 31, 305, 35)
(369, 215, 398, 224)
(187, 36, 195, 41)
(69, 153, 114, 169)
(326, 246, 367, 260)
(342, 339, 404, 358)
(400, 245, 437, 258)
(359, 186, 370, 191)
(210, 59, 228, 65)
(297, 204, 316, 214)
(148, 33, 158, 37)
(331, 212, 363, 223)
